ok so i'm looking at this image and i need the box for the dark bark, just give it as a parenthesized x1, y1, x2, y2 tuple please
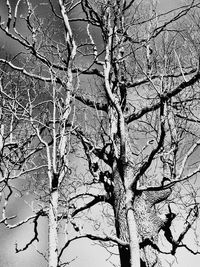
(118, 245, 131, 267)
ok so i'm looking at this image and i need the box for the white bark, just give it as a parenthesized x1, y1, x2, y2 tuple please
(126, 190, 140, 267)
(48, 189, 58, 267)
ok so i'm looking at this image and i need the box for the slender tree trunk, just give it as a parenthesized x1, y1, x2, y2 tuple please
(48, 188, 58, 267)
(113, 168, 132, 267)
(116, 198, 140, 267)
(113, 165, 141, 267)
(126, 191, 140, 267)
(117, 209, 140, 267)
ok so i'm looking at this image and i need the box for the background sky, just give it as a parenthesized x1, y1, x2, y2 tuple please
(0, 0, 200, 267)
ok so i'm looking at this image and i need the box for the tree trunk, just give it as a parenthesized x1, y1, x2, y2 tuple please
(113, 168, 132, 267)
(48, 189, 58, 267)
(113, 164, 141, 267)
(126, 199, 140, 267)
(118, 245, 131, 267)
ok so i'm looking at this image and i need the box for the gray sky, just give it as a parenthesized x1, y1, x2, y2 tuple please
(0, 0, 200, 267)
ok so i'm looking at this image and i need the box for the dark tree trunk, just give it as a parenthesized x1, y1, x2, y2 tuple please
(118, 245, 131, 267)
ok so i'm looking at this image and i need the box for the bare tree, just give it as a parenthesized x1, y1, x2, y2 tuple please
(0, 1, 78, 267)
(1, 1, 200, 267)
(65, 1, 200, 267)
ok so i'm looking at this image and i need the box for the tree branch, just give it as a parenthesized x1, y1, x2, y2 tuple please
(15, 209, 46, 253)
(71, 194, 109, 217)
(126, 69, 200, 124)
(58, 233, 128, 262)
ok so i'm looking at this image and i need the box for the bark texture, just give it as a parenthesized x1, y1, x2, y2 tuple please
(112, 162, 172, 267)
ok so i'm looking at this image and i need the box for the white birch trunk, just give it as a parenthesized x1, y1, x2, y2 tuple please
(126, 190, 140, 267)
(48, 188, 58, 267)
